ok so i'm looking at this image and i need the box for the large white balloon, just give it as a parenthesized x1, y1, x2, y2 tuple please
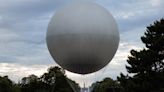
(46, 2, 119, 74)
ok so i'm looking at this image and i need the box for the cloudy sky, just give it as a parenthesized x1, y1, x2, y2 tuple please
(0, 0, 163, 87)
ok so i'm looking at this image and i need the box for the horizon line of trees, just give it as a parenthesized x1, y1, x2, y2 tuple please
(0, 18, 163, 92)
(0, 66, 80, 92)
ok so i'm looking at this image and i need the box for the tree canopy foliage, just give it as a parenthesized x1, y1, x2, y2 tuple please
(0, 76, 20, 92)
(0, 66, 80, 92)
(92, 78, 120, 92)
(117, 19, 164, 92)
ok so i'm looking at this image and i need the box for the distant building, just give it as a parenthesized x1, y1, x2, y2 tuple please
(80, 83, 91, 92)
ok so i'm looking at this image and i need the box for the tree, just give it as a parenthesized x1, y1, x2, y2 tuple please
(92, 78, 120, 92)
(19, 66, 80, 92)
(46, 66, 75, 92)
(117, 19, 164, 92)
(20, 74, 50, 92)
(0, 76, 20, 92)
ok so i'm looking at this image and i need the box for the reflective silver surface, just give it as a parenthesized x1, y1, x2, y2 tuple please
(46, 2, 120, 74)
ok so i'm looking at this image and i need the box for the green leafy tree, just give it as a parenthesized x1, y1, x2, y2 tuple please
(0, 76, 20, 92)
(19, 66, 80, 92)
(47, 66, 75, 92)
(20, 74, 47, 92)
(92, 78, 120, 92)
(117, 19, 164, 92)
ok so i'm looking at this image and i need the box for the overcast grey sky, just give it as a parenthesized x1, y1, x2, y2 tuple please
(0, 0, 163, 87)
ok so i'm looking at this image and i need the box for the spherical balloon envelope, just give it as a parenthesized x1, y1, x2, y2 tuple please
(46, 2, 119, 74)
